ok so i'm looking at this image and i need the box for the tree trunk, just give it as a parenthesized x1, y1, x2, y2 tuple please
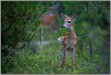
(40, 25, 43, 54)
(86, 2, 93, 59)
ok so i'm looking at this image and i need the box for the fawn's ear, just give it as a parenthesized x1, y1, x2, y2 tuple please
(72, 13, 76, 22)
(61, 13, 68, 19)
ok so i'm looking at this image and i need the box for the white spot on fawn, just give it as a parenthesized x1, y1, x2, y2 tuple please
(57, 37, 63, 44)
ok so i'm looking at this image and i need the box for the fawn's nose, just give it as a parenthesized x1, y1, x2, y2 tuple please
(61, 25, 65, 28)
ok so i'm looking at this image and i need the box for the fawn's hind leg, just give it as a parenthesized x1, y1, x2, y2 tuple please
(71, 48, 76, 69)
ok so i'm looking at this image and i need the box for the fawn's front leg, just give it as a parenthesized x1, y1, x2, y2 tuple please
(60, 47, 67, 69)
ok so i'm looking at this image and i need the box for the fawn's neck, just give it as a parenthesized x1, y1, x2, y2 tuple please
(67, 28, 75, 46)
(66, 23, 75, 47)
(68, 23, 75, 40)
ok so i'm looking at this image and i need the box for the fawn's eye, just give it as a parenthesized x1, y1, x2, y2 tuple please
(67, 21, 71, 23)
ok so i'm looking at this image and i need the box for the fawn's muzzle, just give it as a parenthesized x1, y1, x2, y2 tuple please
(61, 25, 65, 28)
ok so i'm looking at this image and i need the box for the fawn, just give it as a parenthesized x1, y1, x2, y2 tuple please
(40, 3, 60, 33)
(58, 13, 77, 69)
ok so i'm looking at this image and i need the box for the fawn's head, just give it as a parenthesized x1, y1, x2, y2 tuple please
(61, 13, 76, 30)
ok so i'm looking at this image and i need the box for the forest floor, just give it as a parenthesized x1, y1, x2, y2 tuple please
(6, 40, 109, 74)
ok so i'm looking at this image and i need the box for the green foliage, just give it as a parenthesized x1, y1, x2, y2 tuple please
(2, 41, 109, 74)
(1, 1, 50, 55)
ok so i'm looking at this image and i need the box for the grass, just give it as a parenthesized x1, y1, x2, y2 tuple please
(2, 27, 110, 74)
(3, 40, 109, 74)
